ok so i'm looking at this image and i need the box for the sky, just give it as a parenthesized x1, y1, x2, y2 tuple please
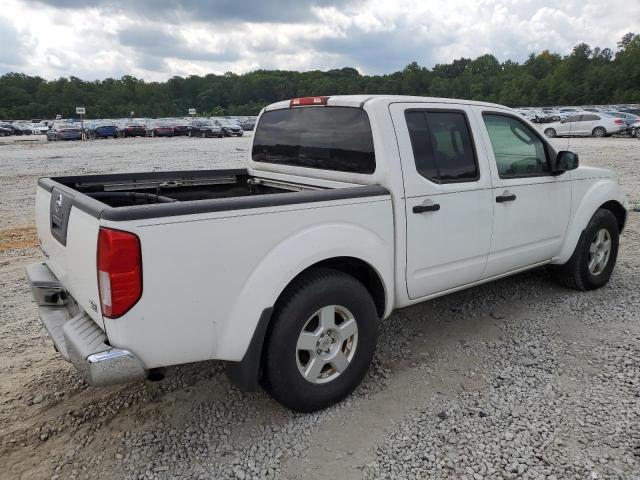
(1, 0, 638, 81)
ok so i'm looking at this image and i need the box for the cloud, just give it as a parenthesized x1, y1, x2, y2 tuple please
(0, 16, 31, 69)
(3, 0, 640, 80)
(26, 0, 352, 23)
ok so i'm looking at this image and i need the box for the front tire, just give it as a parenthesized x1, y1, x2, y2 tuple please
(553, 209, 619, 291)
(263, 267, 379, 412)
(544, 128, 556, 138)
(592, 127, 606, 137)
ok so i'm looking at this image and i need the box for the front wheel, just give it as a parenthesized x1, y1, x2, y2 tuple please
(263, 267, 379, 412)
(553, 209, 619, 291)
(592, 127, 606, 137)
(544, 128, 556, 138)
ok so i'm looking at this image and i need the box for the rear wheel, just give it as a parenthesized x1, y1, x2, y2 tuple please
(592, 127, 606, 137)
(553, 209, 619, 291)
(544, 128, 556, 138)
(263, 267, 379, 412)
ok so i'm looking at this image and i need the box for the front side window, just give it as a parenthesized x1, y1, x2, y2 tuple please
(565, 115, 582, 123)
(252, 107, 375, 174)
(405, 110, 478, 183)
(483, 114, 550, 178)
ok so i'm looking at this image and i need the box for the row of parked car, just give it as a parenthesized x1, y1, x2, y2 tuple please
(45, 117, 256, 141)
(515, 105, 640, 139)
(0, 116, 256, 140)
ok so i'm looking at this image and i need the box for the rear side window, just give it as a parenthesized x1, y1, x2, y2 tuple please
(252, 107, 375, 174)
(405, 110, 478, 183)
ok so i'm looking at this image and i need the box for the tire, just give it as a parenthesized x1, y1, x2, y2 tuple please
(635, 129, 640, 139)
(263, 267, 379, 412)
(592, 127, 606, 137)
(553, 208, 619, 291)
(544, 128, 556, 138)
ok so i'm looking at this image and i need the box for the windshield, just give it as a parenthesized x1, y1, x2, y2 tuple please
(252, 107, 375, 174)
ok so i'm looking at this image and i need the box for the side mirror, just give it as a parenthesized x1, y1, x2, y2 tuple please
(553, 150, 579, 175)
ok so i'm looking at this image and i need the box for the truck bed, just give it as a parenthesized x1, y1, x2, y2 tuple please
(38, 169, 387, 221)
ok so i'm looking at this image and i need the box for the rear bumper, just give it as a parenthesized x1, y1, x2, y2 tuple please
(25, 262, 146, 386)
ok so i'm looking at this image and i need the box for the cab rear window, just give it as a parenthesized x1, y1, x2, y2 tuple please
(252, 107, 376, 174)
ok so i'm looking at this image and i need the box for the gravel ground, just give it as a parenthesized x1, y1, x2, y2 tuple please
(0, 134, 638, 480)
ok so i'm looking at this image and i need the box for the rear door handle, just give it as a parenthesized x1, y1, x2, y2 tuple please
(413, 203, 440, 213)
(496, 194, 516, 203)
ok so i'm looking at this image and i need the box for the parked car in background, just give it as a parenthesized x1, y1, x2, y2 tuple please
(46, 124, 82, 141)
(239, 118, 256, 131)
(621, 108, 640, 117)
(86, 122, 118, 139)
(146, 121, 174, 137)
(170, 120, 189, 136)
(543, 113, 626, 138)
(606, 111, 640, 137)
(188, 119, 223, 137)
(215, 118, 244, 136)
(119, 123, 146, 138)
(30, 122, 50, 135)
(14, 123, 33, 135)
(0, 126, 13, 136)
(0, 123, 24, 135)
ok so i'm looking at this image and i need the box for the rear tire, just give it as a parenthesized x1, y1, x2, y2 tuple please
(553, 209, 619, 291)
(592, 127, 606, 137)
(544, 128, 556, 138)
(263, 267, 379, 412)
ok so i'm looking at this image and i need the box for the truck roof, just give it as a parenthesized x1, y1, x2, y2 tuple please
(264, 95, 510, 112)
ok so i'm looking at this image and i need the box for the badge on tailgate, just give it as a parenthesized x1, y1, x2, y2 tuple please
(49, 187, 73, 246)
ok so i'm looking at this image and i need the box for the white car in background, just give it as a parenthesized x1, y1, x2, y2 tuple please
(31, 122, 50, 135)
(543, 113, 627, 138)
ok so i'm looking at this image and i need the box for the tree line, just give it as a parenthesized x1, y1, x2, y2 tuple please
(0, 33, 638, 120)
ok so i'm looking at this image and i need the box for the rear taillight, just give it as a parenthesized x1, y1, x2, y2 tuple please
(290, 96, 328, 107)
(97, 227, 142, 318)
(614, 119, 624, 124)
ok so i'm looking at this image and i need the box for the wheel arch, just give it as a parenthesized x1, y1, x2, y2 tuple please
(555, 180, 628, 264)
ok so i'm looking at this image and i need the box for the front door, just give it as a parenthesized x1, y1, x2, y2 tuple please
(476, 109, 572, 278)
(390, 103, 494, 299)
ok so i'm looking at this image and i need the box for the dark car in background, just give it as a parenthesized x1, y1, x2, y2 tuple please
(119, 123, 146, 137)
(188, 119, 223, 138)
(46, 124, 82, 141)
(86, 122, 118, 139)
(146, 121, 174, 137)
(215, 119, 243, 136)
(0, 123, 24, 135)
(0, 126, 13, 136)
(171, 120, 189, 136)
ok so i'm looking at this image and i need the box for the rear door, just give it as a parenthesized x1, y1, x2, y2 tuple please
(390, 103, 494, 299)
(475, 109, 571, 277)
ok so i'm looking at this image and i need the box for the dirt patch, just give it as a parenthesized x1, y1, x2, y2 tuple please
(0, 227, 37, 252)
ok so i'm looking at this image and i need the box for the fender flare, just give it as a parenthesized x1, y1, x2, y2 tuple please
(555, 179, 628, 264)
(216, 222, 393, 364)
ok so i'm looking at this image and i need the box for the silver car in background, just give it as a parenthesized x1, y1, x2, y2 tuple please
(542, 113, 627, 138)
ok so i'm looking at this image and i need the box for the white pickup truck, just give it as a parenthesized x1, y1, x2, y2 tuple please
(27, 95, 628, 412)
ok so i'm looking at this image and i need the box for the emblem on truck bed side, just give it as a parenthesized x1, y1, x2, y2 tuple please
(55, 194, 62, 214)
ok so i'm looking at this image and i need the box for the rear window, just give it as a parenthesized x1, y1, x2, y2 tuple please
(252, 107, 376, 174)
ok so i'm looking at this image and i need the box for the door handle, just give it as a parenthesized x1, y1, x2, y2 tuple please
(413, 203, 440, 213)
(496, 194, 516, 203)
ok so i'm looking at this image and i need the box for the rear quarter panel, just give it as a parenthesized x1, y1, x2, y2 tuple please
(101, 195, 394, 369)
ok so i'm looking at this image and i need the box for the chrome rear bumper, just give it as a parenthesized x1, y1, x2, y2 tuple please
(25, 262, 146, 386)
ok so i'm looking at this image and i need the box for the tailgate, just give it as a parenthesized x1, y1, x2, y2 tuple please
(35, 183, 104, 329)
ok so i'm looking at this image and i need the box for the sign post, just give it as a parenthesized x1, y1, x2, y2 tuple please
(76, 107, 86, 140)
(188, 108, 196, 116)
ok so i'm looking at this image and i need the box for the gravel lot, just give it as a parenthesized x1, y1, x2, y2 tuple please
(1, 134, 639, 480)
